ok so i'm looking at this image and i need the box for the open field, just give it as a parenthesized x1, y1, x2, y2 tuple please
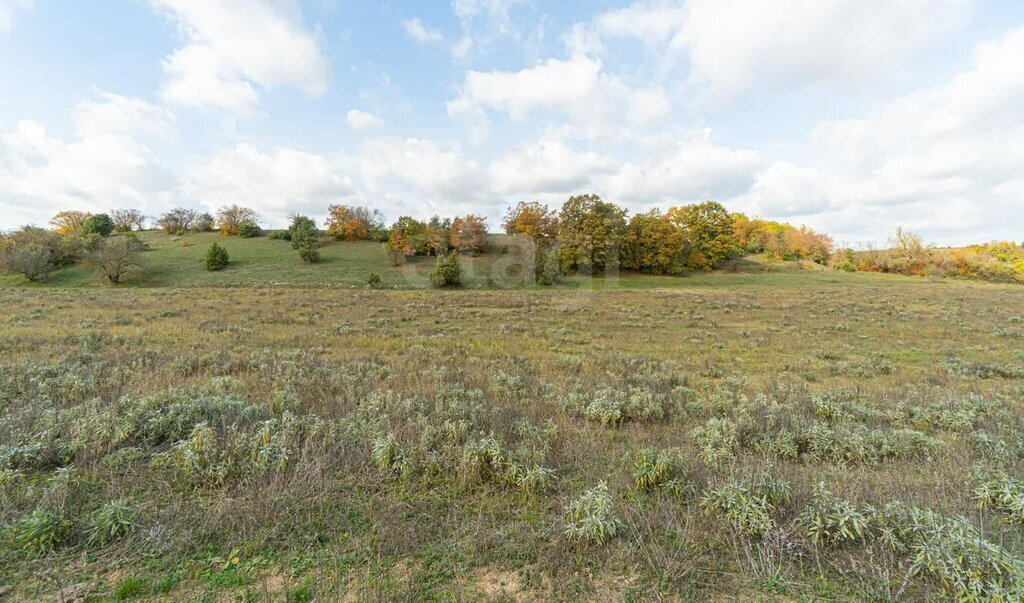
(1, 275, 1023, 601)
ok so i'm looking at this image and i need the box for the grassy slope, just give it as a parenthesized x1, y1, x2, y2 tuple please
(0, 230, 911, 290)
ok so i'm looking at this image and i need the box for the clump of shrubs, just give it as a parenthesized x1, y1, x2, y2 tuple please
(632, 448, 692, 497)
(205, 242, 229, 271)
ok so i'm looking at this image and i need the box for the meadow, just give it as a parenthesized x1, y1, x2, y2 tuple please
(1, 272, 1023, 602)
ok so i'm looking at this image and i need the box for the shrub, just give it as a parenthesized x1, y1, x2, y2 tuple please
(367, 272, 382, 288)
(971, 468, 1024, 525)
(238, 221, 261, 238)
(632, 448, 691, 497)
(0, 242, 53, 281)
(700, 482, 775, 538)
(298, 243, 321, 264)
(564, 481, 621, 545)
(450, 215, 488, 253)
(205, 242, 229, 271)
(82, 213, 115, 237)
(268, 229, 291, 241)
(692, 417, 741, 467)
(87, 500, 138, 546)
(8, 507, 70, 554)
(797, 482, 869, 546)
(326, 205, 384, 241)
(565, 386, 671, 426)
(535, 247, 563, 285)
(430, 251, 462, 287)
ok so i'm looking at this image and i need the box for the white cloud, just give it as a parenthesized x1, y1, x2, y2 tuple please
(71, 91, 177, 139)
(448, 54, 670, 138)
(185, 143, 353, 221)
(402, 17, 444, 44)
(735, 22, 1024, 244)
(674, 0, 972, 98)
(0, 0, 33, 32)
(490, 135, 611, 194)
(0, 94, 178, 224)
(149, 0, 328, 114)
(345, 109, 383, 131)
(604, 132, 762, 205)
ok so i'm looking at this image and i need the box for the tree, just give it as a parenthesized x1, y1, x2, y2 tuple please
(666, 201, 741, 271)
(621, 211, 686, 274)
(88, 237, 143, 285)
(504, 201, 558, 244)
(82, 213, 115, 237)
(205, 242, 229, 271)
(450, 215, 488, 254)
(49, 211, 92, 234)
(110, 209, 147, 232)
(386, 216, 426, 258)
(288, 215, 321, 263)
(193, 213, 215, 233)
(430, 251, 462, 287)
(216, 205, 260, 236)
(156, 208, 200, 234)
(326, 205, 385, 241)
(557, 194, 627, 274)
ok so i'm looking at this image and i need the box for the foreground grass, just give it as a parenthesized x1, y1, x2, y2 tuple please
(0, 276, 1022, 601)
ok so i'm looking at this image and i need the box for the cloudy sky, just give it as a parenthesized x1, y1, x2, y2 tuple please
(1, 0, 1022, 246)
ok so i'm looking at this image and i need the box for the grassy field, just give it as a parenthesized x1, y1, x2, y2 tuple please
(0, 230, 904, 290)
(1, 272, 1023, 600)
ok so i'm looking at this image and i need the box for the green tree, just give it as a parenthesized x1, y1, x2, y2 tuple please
(82, 213, 115, 237)
(289, 215, 321, 263)
(557, 194, 627, 274)
(205, 242, 229, 271)
(666, 201, 741, 271)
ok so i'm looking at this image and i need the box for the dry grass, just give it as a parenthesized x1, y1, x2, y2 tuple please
(0, 276, 1022, 601)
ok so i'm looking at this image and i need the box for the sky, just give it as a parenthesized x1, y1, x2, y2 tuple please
(1, 0, 1023, 247)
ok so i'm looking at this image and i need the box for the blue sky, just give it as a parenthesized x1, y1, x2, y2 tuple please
(1, 0, 1023, 246)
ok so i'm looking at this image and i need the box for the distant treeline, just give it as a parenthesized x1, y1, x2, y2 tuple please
(2, 198, 1021, 285)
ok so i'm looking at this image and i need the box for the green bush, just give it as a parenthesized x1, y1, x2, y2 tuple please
(238, 221, 261, 238)
(367, 272, 382, 288)
(430, 251, 462, 287)
(205, 242, 229, 271)
(268, 229, 291, 241)
(632, 448, 691, 497)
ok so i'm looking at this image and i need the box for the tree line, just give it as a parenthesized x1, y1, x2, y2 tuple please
(1, 196, 834, 285)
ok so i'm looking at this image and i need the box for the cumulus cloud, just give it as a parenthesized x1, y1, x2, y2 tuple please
(674, 0, 972, 98)
(0, 0, 33, 32)
(604, 132, 762, 205)
(345, 109, 383, 131)
(490, 135, 611, 194)
(448, 54, 670, 138)
(149, 0, 328, 114)
(737, 22, 1024, 244)
(185, 143, 353, 223)
(402, 17, 444, 44)
(0, 93, 178, 224)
